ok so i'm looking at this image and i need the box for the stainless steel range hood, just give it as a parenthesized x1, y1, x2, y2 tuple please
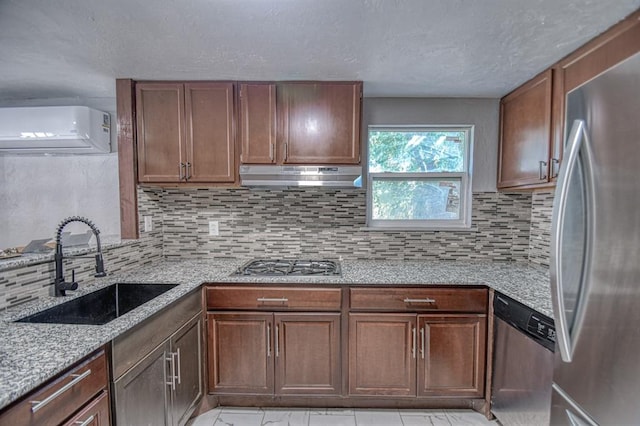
(240, 165, 362, 188)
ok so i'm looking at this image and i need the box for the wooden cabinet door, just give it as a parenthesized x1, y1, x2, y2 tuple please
(239, 83, 277, 164)
(498, 70, 553, 189)
(274, 313, 341, 395)
(280, 82, 361, 164)
(417, 314, 486, 398)
(348, 313, 416, 396)
(113, 341, 171, 426)
(208, 312, 274, 394)
(170, 315, 202, 426)
(184, 82, 236, 182)
(136, 83, 185, 182)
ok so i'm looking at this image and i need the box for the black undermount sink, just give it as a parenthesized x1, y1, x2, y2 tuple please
(15, 283, 179, 325)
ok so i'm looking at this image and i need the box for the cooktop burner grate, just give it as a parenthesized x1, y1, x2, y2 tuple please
(234, 259, 341, 276)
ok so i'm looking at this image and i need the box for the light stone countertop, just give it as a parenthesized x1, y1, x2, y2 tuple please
(0, 259, 551, 411)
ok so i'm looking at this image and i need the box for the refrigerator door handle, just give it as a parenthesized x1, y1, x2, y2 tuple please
(551, 119, 586, 363)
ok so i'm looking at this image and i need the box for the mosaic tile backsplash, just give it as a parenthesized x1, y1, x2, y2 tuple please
(0, 187, 167, 310)
(0, 187, 555, 310)
(0, 231, 162, 310)
(529, 191, 554, 267)
(146, 187, 533, 262)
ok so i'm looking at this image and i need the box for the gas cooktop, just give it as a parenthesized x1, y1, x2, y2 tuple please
(233, 259, 341, 277)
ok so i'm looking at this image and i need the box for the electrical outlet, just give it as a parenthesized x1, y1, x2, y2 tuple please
(143, 216, 153, 232)
(208, 221, 219, 236)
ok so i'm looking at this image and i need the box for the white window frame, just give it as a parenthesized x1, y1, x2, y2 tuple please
(366, 125, 473, 230)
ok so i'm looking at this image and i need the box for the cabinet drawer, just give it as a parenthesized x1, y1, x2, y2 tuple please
(350, 288, 487, 313)
(63, 390, 110, 426)
(0, 349, 108, 426)
(206, 286, 342, 311)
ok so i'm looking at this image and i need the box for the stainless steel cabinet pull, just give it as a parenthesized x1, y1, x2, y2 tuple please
(267, 324, 271, 357)
(551, 158, 560, 179)
(539, 160, 548, 180)
(269, 142, 274, 162)
(412, 327, 417, 359)
(166, 352, 176, 390)
(257, 297, 289, 303)
(175, 348, 181, 385)
(283, 143, 288, 160)
(186, 162, 192, 180)
(403, 298, 436, 304)
(30, 369, 92, 413)
(74, 415, 95, 426)
(420, 328, 425, 359)
(275, 325, 280, 357)
(179, 163, 185, 180)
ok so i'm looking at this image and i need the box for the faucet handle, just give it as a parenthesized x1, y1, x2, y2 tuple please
(94, 254, 106, 277)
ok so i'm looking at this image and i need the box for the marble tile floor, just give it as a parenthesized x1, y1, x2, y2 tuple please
(187, 407, 498, 426)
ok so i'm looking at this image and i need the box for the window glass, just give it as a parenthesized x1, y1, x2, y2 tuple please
(371, 179, 461, 220)
(369, 130, 465, 173)
(367, 127, 472, 229)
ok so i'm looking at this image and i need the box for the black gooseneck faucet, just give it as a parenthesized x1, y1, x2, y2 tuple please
(54, 216, 107, 296)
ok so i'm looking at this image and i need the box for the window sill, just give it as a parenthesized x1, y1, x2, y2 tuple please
(359, 226, 477, 232)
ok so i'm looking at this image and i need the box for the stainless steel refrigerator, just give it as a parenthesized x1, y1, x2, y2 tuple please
(550, 50, 640, 425)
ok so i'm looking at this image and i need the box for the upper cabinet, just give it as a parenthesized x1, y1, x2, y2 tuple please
(239, 81, 362, 165)
(136, 82, 236, 184)
(239, 83, 277, 164)
(498, 9, 640, 191)
(498, 70, 554, 189)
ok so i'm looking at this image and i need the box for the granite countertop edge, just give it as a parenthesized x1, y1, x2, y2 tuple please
(0, 258, 551, 411)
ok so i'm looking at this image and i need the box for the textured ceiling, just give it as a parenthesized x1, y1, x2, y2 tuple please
(0, 0, 639, 101)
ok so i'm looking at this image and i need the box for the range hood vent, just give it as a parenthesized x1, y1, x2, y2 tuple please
(240, 165, 362, 188)
(0, 106, 111, 155)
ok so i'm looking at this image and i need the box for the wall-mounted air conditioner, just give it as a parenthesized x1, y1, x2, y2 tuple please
(0, 106, 111, 155)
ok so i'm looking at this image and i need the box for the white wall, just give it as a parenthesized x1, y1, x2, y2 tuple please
(0, 97, 120, 249)
(363, 98, 500, 192)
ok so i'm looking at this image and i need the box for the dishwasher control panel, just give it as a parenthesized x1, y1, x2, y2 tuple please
(527, 314, 556, 344)
(494, 293, 556, 352)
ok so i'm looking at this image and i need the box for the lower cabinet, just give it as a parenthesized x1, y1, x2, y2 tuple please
(113, 313, 203, 426)
(0, 349, 110, 426)
(205, 285, 488, 407)
(349, 314, 416, 396)
(418, 315, 487, 397)
(208, 312, 341, 396)
(349, 313, 487, 398)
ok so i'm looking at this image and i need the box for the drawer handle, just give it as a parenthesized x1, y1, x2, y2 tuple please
(275, 325, 280, 357)
(403, 298, 436, 304)
(420, 327, 425, 359)
(75, 415, 95, 426)
(30, 369, 92, 413)
(257, 297, 289, 303)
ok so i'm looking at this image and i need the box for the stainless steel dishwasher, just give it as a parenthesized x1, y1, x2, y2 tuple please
(491, 293, 556, 426)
